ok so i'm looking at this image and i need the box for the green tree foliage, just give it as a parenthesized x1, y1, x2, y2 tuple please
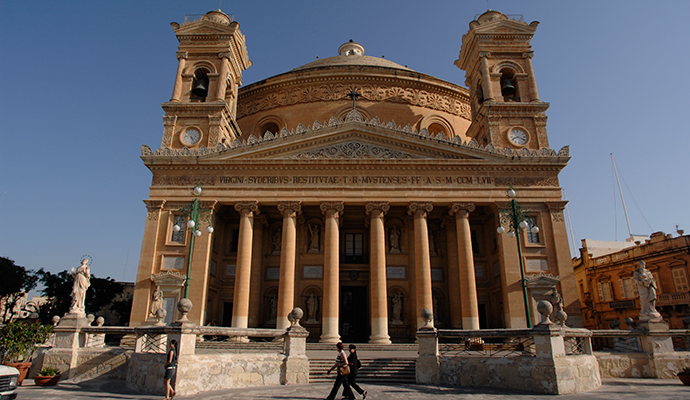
(0, 257, 38, 323)
(36, 269, 125, 325)
(0, 321, 52, 363)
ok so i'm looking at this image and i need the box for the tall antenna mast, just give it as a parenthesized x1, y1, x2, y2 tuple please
(611, 153, 634, 241)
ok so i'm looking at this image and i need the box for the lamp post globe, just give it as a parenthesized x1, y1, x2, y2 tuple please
(531, 226, 540, 234)
(172, 224, 181, 232)
(193, 186, 203, 196)
(187, 220, 195, 229)
(519, 220, 528, 230)
(496, 226, 505, 234)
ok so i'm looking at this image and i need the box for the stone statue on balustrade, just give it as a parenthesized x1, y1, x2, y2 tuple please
(69, 257, 91, 315)
(634, 261, 662, 322)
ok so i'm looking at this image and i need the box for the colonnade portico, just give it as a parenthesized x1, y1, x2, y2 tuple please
(220, 200, 481, 343)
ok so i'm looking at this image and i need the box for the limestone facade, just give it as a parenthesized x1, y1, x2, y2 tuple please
(129, 9, 582, 342)
(573, 232, 690, 330)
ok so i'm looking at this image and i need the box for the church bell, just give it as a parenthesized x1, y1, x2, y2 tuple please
(500, 77, 515, 97)
(191, 77, 209, 97)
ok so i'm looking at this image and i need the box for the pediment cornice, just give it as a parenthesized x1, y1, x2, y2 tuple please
(143, 112, 570, 164)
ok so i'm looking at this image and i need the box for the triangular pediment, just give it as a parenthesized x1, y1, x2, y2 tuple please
(174, 20, 236, 36)
(211, 124, 491, 161)
(144, 115, 569, 164)
(473, 19, 537, 36)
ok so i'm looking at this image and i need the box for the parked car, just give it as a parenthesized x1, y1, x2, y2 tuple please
(0, 365, 19, 399)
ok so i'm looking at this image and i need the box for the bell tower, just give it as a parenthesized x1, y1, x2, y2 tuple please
(456, 10, 549, 150)
(161, 10, 251, 150)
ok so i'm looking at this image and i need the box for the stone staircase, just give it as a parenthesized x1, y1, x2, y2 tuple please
(309, 357, 416, 383)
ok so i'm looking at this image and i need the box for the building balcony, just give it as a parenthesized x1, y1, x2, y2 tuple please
(657, 291, 690, 306)
(608, 300, 636, 309)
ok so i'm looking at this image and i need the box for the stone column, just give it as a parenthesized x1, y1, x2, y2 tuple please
(366, 202, 391, 344)
(451, 203, 480, 330)
(523, 51, 540, 102)
(215, 52, 230, 102)
(248, 215, 267, 327)
(409, 202, 434, 329)
(479, 51, 493, 102)
(170, 51, 187, 102)
(441, 216, 462, 328)
(129, 200, 166, 327)
(231, 202, 259, 328)
(319, 202, 343, 343)
(276, 202, 301, 330)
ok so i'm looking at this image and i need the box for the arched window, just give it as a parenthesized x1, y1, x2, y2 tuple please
(260, 122, 279, 136)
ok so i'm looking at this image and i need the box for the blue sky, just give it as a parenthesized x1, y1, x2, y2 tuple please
(2, 0, 689, 283)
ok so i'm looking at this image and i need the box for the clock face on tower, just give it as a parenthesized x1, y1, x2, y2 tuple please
(508, 128, 528, 146)
(182, 128, 201, 146)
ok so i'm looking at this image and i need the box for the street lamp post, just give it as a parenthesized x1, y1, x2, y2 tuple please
(172, 185, 214, 299)
(496, 187, 539, 328)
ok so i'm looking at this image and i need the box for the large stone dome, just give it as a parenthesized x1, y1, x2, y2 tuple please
(294, 40, 411, 72)
(236, 41, 471, 141)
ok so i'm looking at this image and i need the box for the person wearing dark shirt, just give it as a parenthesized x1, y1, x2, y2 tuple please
(163, 339, 178, 400)
(346, 344, 366, 399)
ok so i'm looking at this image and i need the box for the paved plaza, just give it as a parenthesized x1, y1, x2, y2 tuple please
(16, 378, 690, 400)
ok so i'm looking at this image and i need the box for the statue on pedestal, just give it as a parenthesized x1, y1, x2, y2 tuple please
(70, 257, 91, 314)
(634, 261, 662, 321)
(150, 285, 163, 317)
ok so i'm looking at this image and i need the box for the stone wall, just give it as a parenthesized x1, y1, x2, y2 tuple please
(42, 347, 132, 380)
(126, 351, 300, 396)
(596, 352, 690, 379)
(438, 354, 600, 395)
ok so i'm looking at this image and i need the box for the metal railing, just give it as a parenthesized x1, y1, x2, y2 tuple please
(437, 329, 536, 358)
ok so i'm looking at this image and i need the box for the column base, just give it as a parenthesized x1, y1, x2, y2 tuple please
(319, 335, 340, 344)
(462, 317, 480, 330)
(368, 336, 391, 344)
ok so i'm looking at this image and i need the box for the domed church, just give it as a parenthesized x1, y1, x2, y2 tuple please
(130, 9, 580, 342)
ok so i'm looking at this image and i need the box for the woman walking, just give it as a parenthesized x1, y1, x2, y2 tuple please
(325, 342, 355, 400)
(163, 339, 178, 400)
(347, 344, 366, 399)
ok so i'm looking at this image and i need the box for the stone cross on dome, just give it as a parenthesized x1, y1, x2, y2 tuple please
(347, 87, 361, 111)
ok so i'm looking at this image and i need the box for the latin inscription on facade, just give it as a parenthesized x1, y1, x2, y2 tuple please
(431, 269, 443, 281)
(303, 266, 323, 279)
(386, 267, 405, 279)
(266, 268, 280, 280)
(218, 175, 493, 186)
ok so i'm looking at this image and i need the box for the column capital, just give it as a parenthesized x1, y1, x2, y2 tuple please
(545, 201, 568, 213)
(479, 51, 491, 58)
(143, 199, 166, 210)
(320, 201, 344, 218)
(235, 201, 260, 216)
(218, 52, 232, 60)
(256, 214, 269, 227)
(440, 215, 454, 228)
(365, 201, 389, 216)
(176, 51, 188, 59)
(522, 51, 534, 59)
(449, 202, 475, 218)
(408, 202, 433, 218)
(278, 201, 302, 217)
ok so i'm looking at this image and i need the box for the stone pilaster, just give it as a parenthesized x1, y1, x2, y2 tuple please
(409, 202, 434, 329)
(232, 201, 259, 328)
(450, 202, 480, 330)
(320, 201, 343, 343)
(130, 200, 165, 327)
(276, 202, 301, 330)
(366, 202, 392, 344)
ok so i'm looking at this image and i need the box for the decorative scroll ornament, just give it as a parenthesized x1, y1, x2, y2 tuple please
(289, 140, 419, 160)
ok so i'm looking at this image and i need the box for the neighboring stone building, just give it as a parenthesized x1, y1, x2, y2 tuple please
(129, 9, 581, 342)
(573, 232, 690, 330)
